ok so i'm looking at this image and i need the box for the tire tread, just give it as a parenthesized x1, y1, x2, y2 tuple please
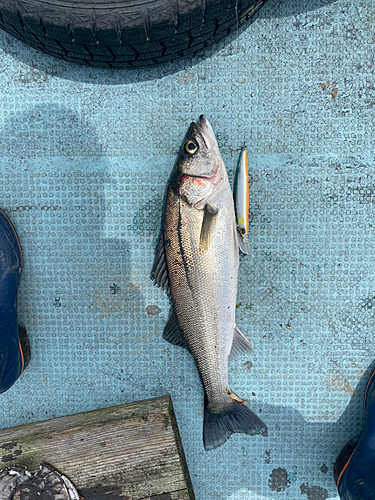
(0, 0, 267, 68)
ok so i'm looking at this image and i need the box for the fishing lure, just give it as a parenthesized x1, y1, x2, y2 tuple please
(234, 148, 251, 255)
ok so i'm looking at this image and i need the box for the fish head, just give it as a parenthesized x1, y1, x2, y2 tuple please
(172, 115, 226, 209)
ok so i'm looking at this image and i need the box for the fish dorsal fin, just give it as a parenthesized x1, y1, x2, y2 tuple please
(200, 203, 218, 254)
(236, 227, 252, 256)
(163, 308, 188, 349)
(150, 233, 171, 296)
(230, 324, 253, 357)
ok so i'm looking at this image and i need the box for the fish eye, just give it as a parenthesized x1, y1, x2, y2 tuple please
(185, 140, 199, 155)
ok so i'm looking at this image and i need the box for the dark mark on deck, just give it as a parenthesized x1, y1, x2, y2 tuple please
(1, 448, 22, 462)
(162, 412, 170, 430)
(146, 305, 162, 316)
(110, 283, 121, 295)
(268, 467, 290, 492)
(300, 483, 329, 500)
(79, 485, 130, 499)
(0, 442, 17, 450)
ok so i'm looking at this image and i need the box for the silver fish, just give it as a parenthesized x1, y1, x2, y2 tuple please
(151, 115, 267, 451)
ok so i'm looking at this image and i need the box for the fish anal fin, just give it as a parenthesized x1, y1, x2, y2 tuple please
(226, 387, 248, 406)
(230, 324, 253, 357)
(150, 233, 171, 296)
(199, 203, 218, 254)
(163, 308, 188, 349)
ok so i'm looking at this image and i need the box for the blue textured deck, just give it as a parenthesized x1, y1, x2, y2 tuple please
(0, 1, 374, 498)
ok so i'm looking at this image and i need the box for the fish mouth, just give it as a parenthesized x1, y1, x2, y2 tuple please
(177, 115, 221, 184)
(191, 115, 217, 150)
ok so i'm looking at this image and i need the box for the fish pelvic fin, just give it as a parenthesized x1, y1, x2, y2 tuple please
(163, 307, 188, 349)
(150, 233, 171, 296)
(230, 325, 253, 358)
(203, 399, 267, 451)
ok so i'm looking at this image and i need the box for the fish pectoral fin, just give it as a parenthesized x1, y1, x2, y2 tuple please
(199, 203, 218, 254)
(150, 233, 171, 296)
(236, 227, 252, 256)
(230, 324, 253, 357)
(163, 307, 188, 349)
(226, 388, 248, 406)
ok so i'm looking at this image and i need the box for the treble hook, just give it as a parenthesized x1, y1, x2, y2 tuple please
(228, 145, 247, 156)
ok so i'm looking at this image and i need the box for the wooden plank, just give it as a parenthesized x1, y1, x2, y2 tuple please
(0, 395, 195, 500)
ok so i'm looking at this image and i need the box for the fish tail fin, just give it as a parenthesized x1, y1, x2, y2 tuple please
(203, 398, 267, 451)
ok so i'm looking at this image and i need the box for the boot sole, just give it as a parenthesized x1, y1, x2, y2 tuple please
(335, 368, 375, 488)
(0, 208, 23, 274)
(0, 208, 29, 373)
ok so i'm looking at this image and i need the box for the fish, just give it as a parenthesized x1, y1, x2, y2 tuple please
(151, 115, 267, 451)
(234, 148, 251, 255)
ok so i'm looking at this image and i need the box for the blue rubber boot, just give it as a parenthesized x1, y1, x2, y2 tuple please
(335, 368, 375, 499)
(0, 209, 29, 394)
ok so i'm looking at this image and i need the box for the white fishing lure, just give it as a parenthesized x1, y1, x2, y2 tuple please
(235, 148, 249, 236)
(234, 149, 251, 255)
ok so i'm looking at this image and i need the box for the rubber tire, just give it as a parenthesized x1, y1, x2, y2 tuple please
(0, 0, 268, 69)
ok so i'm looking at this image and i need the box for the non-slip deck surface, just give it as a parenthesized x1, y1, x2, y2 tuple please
(0, 1, 374, 499)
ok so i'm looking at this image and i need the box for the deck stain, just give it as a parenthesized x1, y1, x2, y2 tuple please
(79, 485, 130, 500)
(300, 483, 329, 500)
(268, 467, 290, 492)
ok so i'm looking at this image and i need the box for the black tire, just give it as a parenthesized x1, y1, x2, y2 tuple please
(0, 0, 268, 69)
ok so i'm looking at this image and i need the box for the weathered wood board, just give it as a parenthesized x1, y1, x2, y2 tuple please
(0, 395, 195, 500)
